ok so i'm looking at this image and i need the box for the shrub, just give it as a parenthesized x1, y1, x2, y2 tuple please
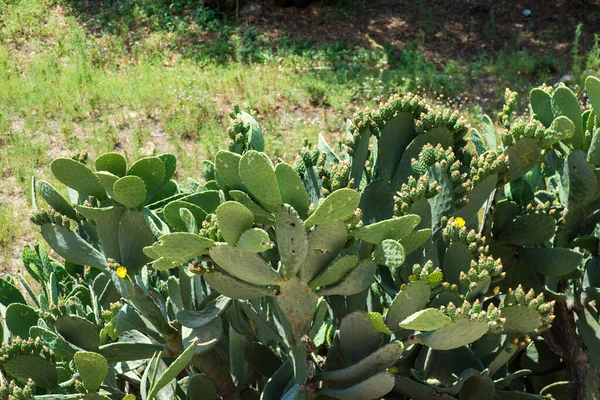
(2, 78, 600, 399)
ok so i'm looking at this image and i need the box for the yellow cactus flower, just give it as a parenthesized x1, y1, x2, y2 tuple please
(455, 217, 465, 228)
(116, 266, 127, 279)
(493, 286, 500, 295)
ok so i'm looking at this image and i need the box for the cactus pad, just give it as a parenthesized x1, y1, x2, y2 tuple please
(151, 233, 214, 263)
(239, 150, 282, 211)
(37, 180, 78, 220)
(561, 150, 597, 209)
(399, 308, 452, 331)
(320, 342, 402, 382)
(552, 85, 583, 149)
(51, 157, 107, 199)
(41, 223, 107, 271)
(372, 239, 405, 272)
(95, 152, 127, 177)
(215, 150, 244, 190)
(399, 228, 432, 255)
(209, 243, 282, 285)
(237, 228, 272, 253)
(5, 303, 38, 339)
(74, 351, 108, 392)
(519, 247, 582, 278)
(505, 138, 541, 182)
(274, 204, 309, 278)
(497, 212, 555, 246)
(304, 188, 360, 227)
(229, 190, 274, 224)
(215, 201, 254, 245)
(276, 163, 310, 219)
(351, 214, 420, 244)
(4, 355, 57, 389)
(275, 277, 318, 341)
(309, 255, 359, 289)
(112, 175, 147, 209)
(530, 88, 554, 128)
(316, 260, 377, 296)
(318, 371, 395, 400)
(203, 270, 277, 299)
(126, 156, 165, 193)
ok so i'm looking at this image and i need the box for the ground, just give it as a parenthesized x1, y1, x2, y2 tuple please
(0, 0, 599, 272)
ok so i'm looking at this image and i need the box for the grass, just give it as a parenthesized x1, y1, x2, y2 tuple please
(0, 0, 599, 271)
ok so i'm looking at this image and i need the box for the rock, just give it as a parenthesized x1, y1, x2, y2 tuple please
(239, 3, 263, 17)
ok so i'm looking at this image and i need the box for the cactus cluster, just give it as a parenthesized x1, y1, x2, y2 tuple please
(4, 76, 600, 399)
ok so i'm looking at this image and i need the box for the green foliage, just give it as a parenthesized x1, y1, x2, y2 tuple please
(8, 76, 600, 399)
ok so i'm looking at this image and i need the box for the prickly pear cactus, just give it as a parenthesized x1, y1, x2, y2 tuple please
(17, 77, 600, 399)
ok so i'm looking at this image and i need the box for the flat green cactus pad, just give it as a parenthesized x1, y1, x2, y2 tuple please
(209, 242, 282, 285)
(399, 308, 452, 331)
(4, 354, 58, 389)
(118, 210, 156, 273)
(307, 221, 348, 251)
(501, 305, 543, 335)
(152, 232, 214, 263)
(98, 342, 165, 363)
(456, 173, 498, 227)
(539, 116, 575, 148)
(377, 112, 417, 181)
(51, 157, 107, 199)
(238, 228, 272, 253)
(497, 213, 555, 246)
(399, 228, 432, 255)
(318, 371, 395, 400)
(41, 223, 108, 271)
(309, 255, 359, 289)
(96, 171, 119, 198)
(112, 175, 147, 209)
(37, 180, 78, 219)
(275, 277, 318, 340)
(187, 373, 218, 400)
(372, 239, 405, 272)
(351, 214, 420, 243)
(163, 200, 207, 232)
(177, 296, 231, 328)
(205, 270, 277, 299)
(587, 128, 600, 165)
(552, 85, 583, 149)
(505, 137, 541, 182)
(239, 150, 282, 211)
(519, 247, 582, 278)
(276, 163, 310, 219)
(587, 76, 600, 118)
(6, 303, 38, 338)
(229, 190, 274, 224)
(340, 311, 386, 364)
(274, 204, 309, 278)
(561, 150, 597, 209)
(55, 315, 100, 351)
(530, 88, 554, 128)
(215, 150, 244, 190)
(304, 188, 360, 227)
(391, 128, 454, 188)
(319, 342, 404, 382)
(418, 317, 489, 350)
(95, 152, 127, 177)
(216, 201, 254, 245)
(126, 156, 165, 193)
(74, 351, 108, 392)
(317, 260, 377, 296)
(29, 326, 77, 359)
(75, 204, 117, 220)
(386, 281, 432, 331)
